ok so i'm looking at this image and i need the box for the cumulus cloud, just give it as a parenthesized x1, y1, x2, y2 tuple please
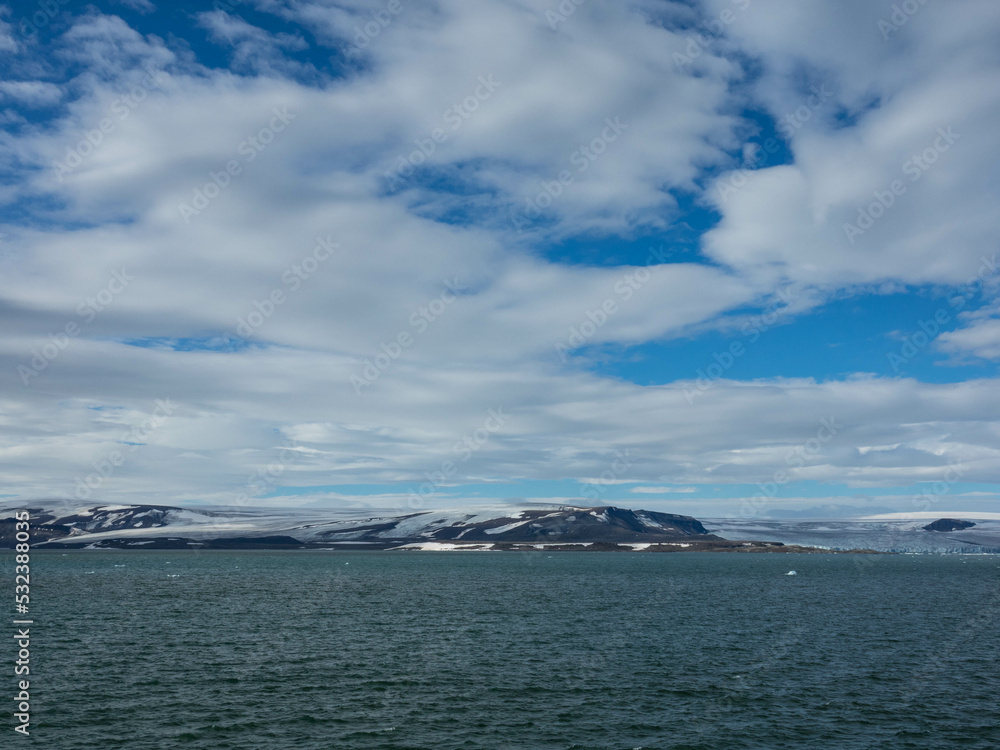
(197, 11, 313, 78)
(699, 0, 1000, 290)
(0, 80, 62, 106)
(938, 299, 1000, 362)
(0, 1, 997, 512)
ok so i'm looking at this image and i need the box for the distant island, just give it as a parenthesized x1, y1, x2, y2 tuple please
(922, 518, 976, 532)
(0, 503, 876, 553)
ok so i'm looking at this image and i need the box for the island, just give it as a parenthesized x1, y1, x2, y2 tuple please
(0, 502, 879, 553)
(922, 518, 977, 532)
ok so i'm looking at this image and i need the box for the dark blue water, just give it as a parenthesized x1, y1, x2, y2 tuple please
(8, 551, 1000, 749)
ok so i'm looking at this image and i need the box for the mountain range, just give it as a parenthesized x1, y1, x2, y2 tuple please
(3, 502, 997, 553)
(0, 502, 814, 552)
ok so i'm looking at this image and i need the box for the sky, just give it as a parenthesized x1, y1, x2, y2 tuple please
(1, 0, 999, 519)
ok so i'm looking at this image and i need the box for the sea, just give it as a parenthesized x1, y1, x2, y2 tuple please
(12, 550, 1000, 749)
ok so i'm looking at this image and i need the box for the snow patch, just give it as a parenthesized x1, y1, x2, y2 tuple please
(484, 519, 532, 535)
(390, 542, 495, 552)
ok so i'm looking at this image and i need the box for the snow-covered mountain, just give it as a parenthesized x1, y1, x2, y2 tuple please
(1, 502, 730, 550)
(5, 502, 994, 552)
(703, 514, 1000, 554)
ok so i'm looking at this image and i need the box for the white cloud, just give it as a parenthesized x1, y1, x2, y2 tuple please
(0, 3, 997, 511)
(631, 486, 697, 493)
(197, 11, 312, 78)
(937, 299, 1000, 361)
(698, 0, 1000, 289)
(0, 80, 62, 106)
(113, 0, 156, 13)
(0, 12, 17, 53)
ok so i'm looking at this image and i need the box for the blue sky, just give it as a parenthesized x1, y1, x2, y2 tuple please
(1, 0, 999, 518)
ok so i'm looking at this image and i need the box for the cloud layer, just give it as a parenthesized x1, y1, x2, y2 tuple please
(0, 0, 998, 513)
